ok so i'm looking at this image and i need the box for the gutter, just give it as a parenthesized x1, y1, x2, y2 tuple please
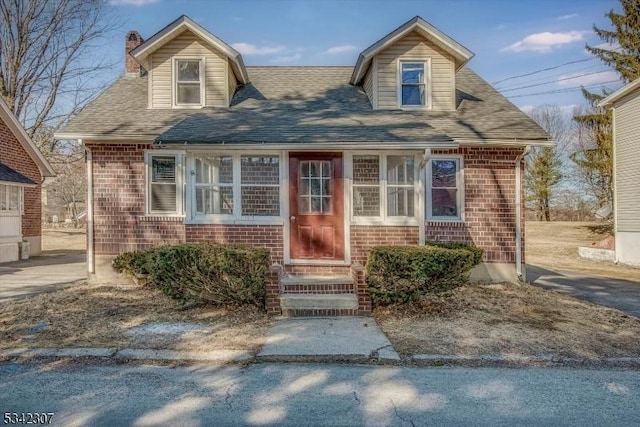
(515, 146, 531, 281)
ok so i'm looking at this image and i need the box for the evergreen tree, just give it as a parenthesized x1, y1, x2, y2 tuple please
(572, 0, 640, 209)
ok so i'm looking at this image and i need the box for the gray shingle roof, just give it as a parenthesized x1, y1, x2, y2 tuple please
(0, 163, 35, 185)
(58, 66, 549, 144)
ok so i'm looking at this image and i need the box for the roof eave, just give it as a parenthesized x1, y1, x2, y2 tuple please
(0, 98, 55, 178)
(454, 138, 555, 147)
(350, 15, 474, 85)
(598, 77, 640, 107)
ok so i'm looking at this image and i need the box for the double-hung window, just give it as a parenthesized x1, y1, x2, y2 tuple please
(352, 154, 417, 222)
(146, 152, 184, 215)
(427, 157, 463, 221)
(0, 184, 22, 214)
(175, 58, 203, 106)
(188, 154, 281, 221)
(399, 61, 428, 108)
(194, 156, 234, 216)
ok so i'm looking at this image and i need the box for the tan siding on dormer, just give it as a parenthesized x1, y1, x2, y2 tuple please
(375, 31, 455, 110)
(149, 29, 228, 108)
(363, 64, 374, 107)
(227, 62, 237, 104)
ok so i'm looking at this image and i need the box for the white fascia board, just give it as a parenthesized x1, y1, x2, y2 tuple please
(0, 180, 37, 188)
(0, 97, 55, 177)
(130, 15, 249, 84)
(598, 78, 640, 107)
(351, 16, 474, 85)
(156, 141, 460, 150)
(54, 133, 156, 142)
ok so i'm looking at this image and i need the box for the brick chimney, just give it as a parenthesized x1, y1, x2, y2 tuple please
(125, 31, 144, 76)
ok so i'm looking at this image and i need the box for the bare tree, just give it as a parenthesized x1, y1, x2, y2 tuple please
(524, 105, 569, 221)
(0, 0, 118, 149)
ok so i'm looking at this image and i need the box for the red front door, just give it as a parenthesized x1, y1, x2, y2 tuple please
(289, 153, 344, 260)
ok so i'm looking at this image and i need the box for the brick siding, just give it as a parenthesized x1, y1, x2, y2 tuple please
(425, 147, 525, 263)
(0, 118, 42, 238)
(89, 144, 524, 272)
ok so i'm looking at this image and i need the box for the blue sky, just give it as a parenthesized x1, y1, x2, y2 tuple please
(105, 0, 623, 112)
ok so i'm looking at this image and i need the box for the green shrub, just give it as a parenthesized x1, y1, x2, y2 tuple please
(112, 250, 152, 278)
(425, 241, 484, 265)
(366, 243, 483, 306)
(113, 243, 270, 306)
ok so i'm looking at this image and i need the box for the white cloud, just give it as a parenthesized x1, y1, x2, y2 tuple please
(557, 13, 578, 20)
(231, 43, 285, 56)
(501, 31, 585, 53)
(557, 71, 620, 86)
(109, 0, 160, 5)
(271, 53, 302, 64)
(323, 45, 357, 55)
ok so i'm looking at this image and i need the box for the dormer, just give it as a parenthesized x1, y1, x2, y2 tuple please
(351, 16, 474, 111)
(127, 15, 249, 109)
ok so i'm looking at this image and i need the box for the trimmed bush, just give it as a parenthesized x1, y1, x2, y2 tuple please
(366, 243, 483, 306)
(113, 243, 270, 306)
(112, 250, 152, 278)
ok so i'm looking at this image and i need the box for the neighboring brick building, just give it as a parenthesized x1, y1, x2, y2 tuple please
(0, 98, 55, 262)
(57, 16, 552, 315)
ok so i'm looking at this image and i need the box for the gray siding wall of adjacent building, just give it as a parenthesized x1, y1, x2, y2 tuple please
(614, 90, 640, 267)
(615, 91, 640, 233)
(375, 31, 455, 111)
(149, 30, 228, 108)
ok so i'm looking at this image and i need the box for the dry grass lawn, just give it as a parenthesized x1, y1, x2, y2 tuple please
(42, 228, 86, 254)
(0, 283, 271, 353)
(526, 221, 640, 282)
(376, 282, 640, 359)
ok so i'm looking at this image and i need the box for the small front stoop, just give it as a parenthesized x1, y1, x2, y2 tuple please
(279, 275, 358, 317)
(264, 263, 371, 317)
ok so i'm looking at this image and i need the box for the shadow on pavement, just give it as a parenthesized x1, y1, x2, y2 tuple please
(528, 264, 640, 317)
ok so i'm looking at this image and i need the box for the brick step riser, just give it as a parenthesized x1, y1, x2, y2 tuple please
(281, 308, 359, 317)
(282, 284, 355, 294)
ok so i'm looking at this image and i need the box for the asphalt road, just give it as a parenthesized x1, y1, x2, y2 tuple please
(0, 362, 638, 426)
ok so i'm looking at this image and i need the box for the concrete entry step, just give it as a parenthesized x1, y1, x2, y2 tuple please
(280, 293, 358, 317)
(280, 275, 354, 286)
(280, 275, 355, 295)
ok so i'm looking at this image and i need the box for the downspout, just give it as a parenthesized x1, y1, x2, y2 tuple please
(419, 148, 432, 246)
(85, 143, 95, 276)
(515, 146, 531, 281)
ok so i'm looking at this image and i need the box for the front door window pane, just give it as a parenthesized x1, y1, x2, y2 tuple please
(299, 160, 331, 214)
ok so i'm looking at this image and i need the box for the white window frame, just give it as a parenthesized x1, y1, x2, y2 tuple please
(426, 154, 464, 222)
(144, 150, 185, 217)
(185, 151, 284, 225)
(173, 57, 205, 108)
(350, 152, 420, 226)
(0, 184, 23, 216)
(397, 59, 431, 110)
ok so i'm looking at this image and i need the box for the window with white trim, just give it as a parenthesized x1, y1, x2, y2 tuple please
(194, 156, 234, 215)
(0, 184, 22, 214)
(175, 59, 203, 106)
(427, 157, 463, 220)
(146, 152, 184, 215)
(352, 154, 417, 221)
(189, 153, 281, 221)
(399, 61, 428, 107)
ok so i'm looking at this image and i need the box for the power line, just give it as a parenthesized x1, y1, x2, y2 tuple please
(500, 70, 614, 93)
(491, 58, 594, 85)
(506, 80, 620, 98)
(496, 62, 604, 90)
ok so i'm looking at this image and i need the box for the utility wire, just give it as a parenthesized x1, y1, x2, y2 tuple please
(500, 70, 613, 93)
(506, 80, 620, 98)
(491, 58, 594, 85)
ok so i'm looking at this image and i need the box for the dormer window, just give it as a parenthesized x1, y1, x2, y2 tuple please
(399, 60, 429, 108)
(174, 58, 204, 107)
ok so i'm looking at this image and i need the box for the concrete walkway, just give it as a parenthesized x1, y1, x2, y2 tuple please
(0, 253, 86, 302)
(259, 317, 400, 361)
(528, 264, 640, 317)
